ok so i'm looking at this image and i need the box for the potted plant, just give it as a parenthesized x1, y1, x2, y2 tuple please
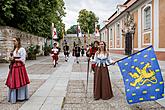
(44, 45, 51, 56)
(27, 45, 40, 60)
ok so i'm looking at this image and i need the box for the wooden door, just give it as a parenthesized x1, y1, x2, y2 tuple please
(125, 32, 132, 55)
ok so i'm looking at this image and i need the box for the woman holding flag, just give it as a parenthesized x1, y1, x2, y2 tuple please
(92, 41, 115, 100)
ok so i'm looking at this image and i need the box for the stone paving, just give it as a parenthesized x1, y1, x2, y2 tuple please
(62, 80, 133, 110)
(19, 55, 73, 110)
(72, 63, 87, 72)
(27, 64, 57, 75)
(0, 56, 62, 110)
(0, 79, 45, 110)
(62, 55, 165, 110)
(0, 54, 165, 110)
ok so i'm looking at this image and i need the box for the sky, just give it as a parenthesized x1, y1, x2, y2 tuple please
(63, 0, 127, 30)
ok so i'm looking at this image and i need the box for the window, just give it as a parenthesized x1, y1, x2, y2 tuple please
(102, 32, 104, 41)
(143, 5, 152, 30)
(142, 4, 152, 45)
(116, 23, 120, 38)
(110, 28, 113, 40)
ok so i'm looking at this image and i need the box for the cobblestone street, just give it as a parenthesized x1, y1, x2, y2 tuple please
(0, 56, 64, 110)
(0, 54, 165, 110)
(1, 0, 165, 109)
(62, 56, 165, 110)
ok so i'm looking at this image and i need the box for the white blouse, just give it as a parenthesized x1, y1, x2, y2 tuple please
(52, 48, 59, 54)
(93, 53, 114, 67)
(13, 47, 26, 64)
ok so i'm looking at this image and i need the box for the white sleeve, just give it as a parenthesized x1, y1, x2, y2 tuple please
(19, 48, 26, 63)
(108, 56, 114, 63)
(91, 53, 97, 63)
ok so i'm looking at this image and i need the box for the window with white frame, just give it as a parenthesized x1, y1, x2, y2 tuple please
(101, 33, 102, 40)
(116, 23, 120, 38)
(105, 30, 107, 42)
(142, 3, 152, 45)
(110, 28, 113, 40)
(103, 32, 105, 41)
(143, 5, 152, 30)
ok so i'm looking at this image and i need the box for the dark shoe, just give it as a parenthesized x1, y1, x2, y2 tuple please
(54, 64, 56, 67)
(94, 98, 99, 100)
(77, 61, 79, 64)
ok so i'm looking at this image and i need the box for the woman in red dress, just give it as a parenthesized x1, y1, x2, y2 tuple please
(6, 37, 30, 103)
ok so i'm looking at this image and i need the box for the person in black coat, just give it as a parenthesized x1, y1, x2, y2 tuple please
(81, 46, 85, 56)
(74, 44, 81, 63)
(63, 43, 69, 62)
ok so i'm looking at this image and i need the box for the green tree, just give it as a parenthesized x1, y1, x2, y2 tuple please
(0, 0, 66, 39)
(0, 0, 14, 25)
(66, 25, 77, 34)
(77, 9, 99, 34)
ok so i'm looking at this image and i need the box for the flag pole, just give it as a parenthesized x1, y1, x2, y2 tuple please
(77, 24, 79, 45)
(51, 23, 54, 48)
(86, 28, 90, 97)
(86, 58, 90, 96)
(87, 29, 90, 45)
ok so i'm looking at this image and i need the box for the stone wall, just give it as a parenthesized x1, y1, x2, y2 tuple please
(0, 26, 45, 62)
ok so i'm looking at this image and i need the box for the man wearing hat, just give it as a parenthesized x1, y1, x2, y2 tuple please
(74, 44, 81, 64)
(63, 43, 70, 62)
(51, 42, 59, 67)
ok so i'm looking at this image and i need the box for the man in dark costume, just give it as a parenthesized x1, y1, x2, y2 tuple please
(75, 44, 81, 64)
(81, 46, 85, 56)
(63, 43, 69, 62)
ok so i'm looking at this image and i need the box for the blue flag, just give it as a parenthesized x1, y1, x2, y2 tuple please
(117, 46, 164, 104)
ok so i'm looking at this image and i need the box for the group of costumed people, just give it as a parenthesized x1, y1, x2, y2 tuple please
(5, 37, 116, 104)
(72, 40, 116, 100)
(72, 44, 85, 63)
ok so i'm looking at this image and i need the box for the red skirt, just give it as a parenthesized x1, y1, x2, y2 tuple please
(52, 54, 58, 61)
(6, 61, 30, 89)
